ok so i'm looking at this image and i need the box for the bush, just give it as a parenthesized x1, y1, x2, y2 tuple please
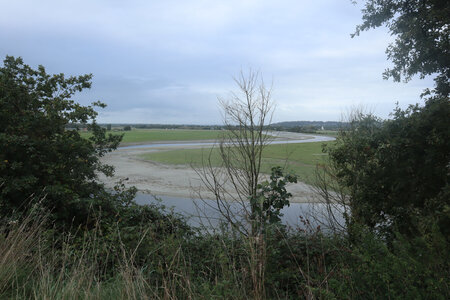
(0, 56, 130, 229)
(325, 97, 450, 239)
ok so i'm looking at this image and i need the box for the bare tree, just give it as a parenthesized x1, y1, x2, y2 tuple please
(311, 163, 349, 233)
(194, 69, 280, 299)
(194, 70, 275, 236)
(311, 106, 377, 234)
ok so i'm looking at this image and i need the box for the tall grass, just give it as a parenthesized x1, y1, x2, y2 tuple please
(0, 208, 246, 299)
(0, 210, 302, 299)
(0, 208, 47, 297)
(0, 209, 172, 299)
(1, 205, 447, 299)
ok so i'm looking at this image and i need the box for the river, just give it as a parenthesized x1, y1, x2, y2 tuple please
(108, 132, 344, 231)
(118, 133, 335, 150)
(134, 192, 345, 232)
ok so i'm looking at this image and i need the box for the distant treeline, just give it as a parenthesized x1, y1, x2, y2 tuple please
(65, 123, 224, 130)
(66, 121, 347, 133)
(270, 120, 346, 129)
(268, 121, 348, 133)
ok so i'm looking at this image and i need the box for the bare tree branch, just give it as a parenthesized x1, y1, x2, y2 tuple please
(194, 69, 274, 237)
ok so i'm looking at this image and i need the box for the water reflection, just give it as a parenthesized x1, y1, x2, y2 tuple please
(134, 193, 345, 232)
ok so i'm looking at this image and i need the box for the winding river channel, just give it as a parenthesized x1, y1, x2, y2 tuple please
(106, 133, 342, 230)
(118, 133, 335, 150)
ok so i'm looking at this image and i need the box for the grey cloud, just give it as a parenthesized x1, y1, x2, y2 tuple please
(0, 0, 434, 124)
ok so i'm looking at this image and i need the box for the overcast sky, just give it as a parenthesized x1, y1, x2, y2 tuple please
(0, 0, 433, 124)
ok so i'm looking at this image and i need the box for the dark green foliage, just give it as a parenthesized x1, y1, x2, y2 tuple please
(68, 202, 193, 277)
(0, 56, 126, 227)
(2, 205, 449, 298)
(1, 1, 448, 296)
(334, 3, 450, 297)
(342, 225, 449, 299)
(326, 97, 449, 238)
(354, 0, 450, 96)
(123, 125, 131, 131)
(326, 0, 449, 240)
(251, 166, 297, 226)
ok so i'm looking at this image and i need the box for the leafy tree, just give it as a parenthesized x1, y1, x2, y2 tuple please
(327, 100, 449, 238)
(353, 0, 449, 96)
(0, 56, 129, 227)
(252, 166, 297, 227)
(322, 1, 450, 238)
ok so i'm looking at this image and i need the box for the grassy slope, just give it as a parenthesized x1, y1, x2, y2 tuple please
(81, 129, 225, 144)
(140, 141, 331, 185)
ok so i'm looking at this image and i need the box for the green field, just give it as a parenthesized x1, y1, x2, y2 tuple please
(140, 141, 331, 185)
(315, 130, 339, 137)
(81, 129, 225, 144)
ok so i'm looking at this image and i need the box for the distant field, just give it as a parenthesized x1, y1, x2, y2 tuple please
(81, 129, 225, 144)
(315, 130, 339, 137)
(140, 141, 332, 185)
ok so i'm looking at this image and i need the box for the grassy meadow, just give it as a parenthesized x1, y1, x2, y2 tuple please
(81, 128, 225, 144)
(140, 141, 330, 185)
(81, 127, 333, 183)
(315, 130, 339, 137)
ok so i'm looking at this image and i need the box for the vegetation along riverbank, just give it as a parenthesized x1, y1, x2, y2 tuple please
(1, 0, 449, 298)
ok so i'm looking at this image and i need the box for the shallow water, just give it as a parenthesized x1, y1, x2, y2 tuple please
(134, 193, 345, 232)
(119, 134, 335, 150)
(125, 133, 342, 231)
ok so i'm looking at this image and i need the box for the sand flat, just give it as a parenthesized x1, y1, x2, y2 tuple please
(98, 132, 331, 203)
